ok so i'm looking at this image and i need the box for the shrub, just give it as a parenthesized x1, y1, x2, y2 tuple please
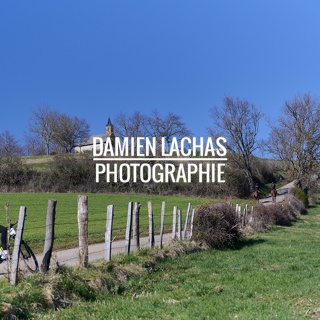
(285, 193, 307, 216)
(252, 157, 277, 184)
(224, 168, 252, 197)
(267, 203, 295, 226)
(47, 154, 97, 192)
(0, 156, 26, 189)
(293, 188, 309, 208)
(247, 194, 305, 232)
(192, 203, 241, 248)
(250, 204, 275, 232)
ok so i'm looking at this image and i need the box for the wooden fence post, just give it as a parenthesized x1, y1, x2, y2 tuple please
(172, 206, 177, 239)
(242, 207, 245, 227)
(177, 209, 182, 240)
(105, 205, 114, 261)
(237, 205, 242, 223)
(249, 206, 254, 225)
(147, 201, 155, 248)
(189, 209, 195, 239)
(160, 201, 165, 248)
(183, 203, 192, 240)
(5, 203, 11, 276)
(78, 195, 88, 268)
(124, 202, 133, 254)
(244, 204, 248, 226)
(10, 206, 27, 285)
(41, 199, 57, 272)
(132, 202, 141, 249)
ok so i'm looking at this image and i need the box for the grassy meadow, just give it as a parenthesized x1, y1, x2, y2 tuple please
(1, 192, 248, 253)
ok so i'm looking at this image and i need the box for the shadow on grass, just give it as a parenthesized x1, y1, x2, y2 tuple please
(227, 238, 266, 251)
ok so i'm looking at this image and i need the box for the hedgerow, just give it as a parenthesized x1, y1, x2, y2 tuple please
(192, 202, 241, 248)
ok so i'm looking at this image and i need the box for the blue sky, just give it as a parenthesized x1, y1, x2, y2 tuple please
(1, 1, 320, 148)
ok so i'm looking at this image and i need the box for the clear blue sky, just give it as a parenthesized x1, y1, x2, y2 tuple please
(1, 1, 320, 147)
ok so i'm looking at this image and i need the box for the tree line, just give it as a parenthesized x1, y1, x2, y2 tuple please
(0, 93, 319, 197)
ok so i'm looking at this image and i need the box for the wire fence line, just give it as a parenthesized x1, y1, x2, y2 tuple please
(30, 196, 196, 269)
(2, 197, 196, 284)
(22, 200, 253, 260)
(20, 203, 189, 254)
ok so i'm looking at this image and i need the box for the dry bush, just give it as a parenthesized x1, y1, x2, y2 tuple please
(249, 194, 305, 231)
(281, 202, 300, 221)
(192, 203, 241, 248)
(250, 204, 275, 232)
(285, 193, 306, 216)
(266, 203, 295, 226)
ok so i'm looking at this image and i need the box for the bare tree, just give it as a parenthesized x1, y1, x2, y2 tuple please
(0, 130, 23, 157)
(24, 135, 46, 156)
(29, 106, 58, 155)
(144, 110, 192, 146)
(209, 96, 262, 190)
(267, 93, 320, 192)
(53, 114, 90, 153)
(114, 111, 147, 139)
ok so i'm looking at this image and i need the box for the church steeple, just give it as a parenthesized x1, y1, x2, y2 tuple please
(106, 117, 115, 138)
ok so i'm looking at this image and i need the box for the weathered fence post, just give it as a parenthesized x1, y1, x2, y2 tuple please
(172, 206, 177, 239)
(78, 195, 88, 268)
(249, 206, 254, 225)
(124, 202, 133, 254)
(244, 204, 248, 226)
(189, 208, 195, 239)
(242, 207, 246, 227)
(160, 201, 165, 248)
(41, 199, 57, 272)
(177, 209, 182, 240)
(147, 201, 155, 248)
(5, 203, 11, 277)
(105, 204, 114, 261)
(237, 205, 242, 224)
(10, 206, 27, 285)
(183, 203, 192, 240)
(132, 202, 141, 249)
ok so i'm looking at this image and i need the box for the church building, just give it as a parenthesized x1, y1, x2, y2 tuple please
(75, 117, 115, 153)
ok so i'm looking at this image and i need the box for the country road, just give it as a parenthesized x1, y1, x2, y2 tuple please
(0, 181, 296, 278)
